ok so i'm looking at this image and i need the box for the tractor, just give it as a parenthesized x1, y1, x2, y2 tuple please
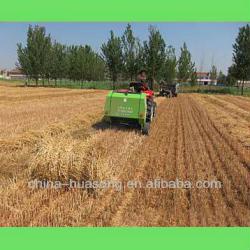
(158, 82, 178, 98)
(103, 82, 156, 135)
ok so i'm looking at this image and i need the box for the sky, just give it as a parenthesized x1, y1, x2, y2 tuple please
(0, 22, 248, 74)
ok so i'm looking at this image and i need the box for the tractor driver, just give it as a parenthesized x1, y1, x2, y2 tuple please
(129, 70, 149, 92)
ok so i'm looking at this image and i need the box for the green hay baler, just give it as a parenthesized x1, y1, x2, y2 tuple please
(104, 89, 156, 135)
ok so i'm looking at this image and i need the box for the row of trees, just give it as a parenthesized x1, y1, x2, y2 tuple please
(17, 24, 197, 86)
(101, 24, 196, 86)
(210, 66, 235, 87)
(16, 24, 250, 92)
(17, 26, 105, 85)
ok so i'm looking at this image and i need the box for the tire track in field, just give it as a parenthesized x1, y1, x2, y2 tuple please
(108, 99, 178, 226)
(70, 98, 167, 226)
(89, 99, 175, 226)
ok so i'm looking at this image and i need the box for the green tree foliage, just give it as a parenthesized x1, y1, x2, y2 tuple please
(226, 65, 237, 86)
(135, 42, 146, 75)
(177, 42, 195, 82)
(50, 42, 67, 85)
(66, 45, 105, 83)
(40, 34, 52, 85)
(92, 54, 106, 81)
(231, 24, 250, 95)
(210, 65, 218, 84)
(17, 25, 105, 86)
(144, 26, 166, 83)
(17, 25, 52, 85)
(78, 45, 90, 83)
(190, 70, 198, 85)
(17, 24, 202, 89)
(67, 45, 79, 82)
(101, 31, 123, 86)
(162, 46, 177, 84)
(122, 24, 140, 81)
(217, 70, 227, 85)
(16, 46, 30, 83)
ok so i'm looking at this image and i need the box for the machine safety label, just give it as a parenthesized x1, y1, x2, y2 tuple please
(117, 106, 133, 115)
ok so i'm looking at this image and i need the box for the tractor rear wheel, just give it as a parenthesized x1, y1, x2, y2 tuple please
(146, 100, 154, 122)
(142, 122, 150, 135)
(153, 102, 157, 117)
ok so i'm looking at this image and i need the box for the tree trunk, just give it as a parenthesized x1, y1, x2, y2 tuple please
(241, 80, 244, 95)
(35, 78, 38, 87)
(112, 74, 116, 90)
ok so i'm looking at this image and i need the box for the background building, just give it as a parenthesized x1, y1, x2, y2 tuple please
(197, 72, 217, 85)
(0, 68, 26, 80)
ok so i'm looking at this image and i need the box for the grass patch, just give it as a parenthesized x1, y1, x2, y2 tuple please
(0, 79, 130, 90)
(179, 84, 250, 97)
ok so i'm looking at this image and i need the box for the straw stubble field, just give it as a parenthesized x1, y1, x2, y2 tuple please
(0, 85, 249, 226)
